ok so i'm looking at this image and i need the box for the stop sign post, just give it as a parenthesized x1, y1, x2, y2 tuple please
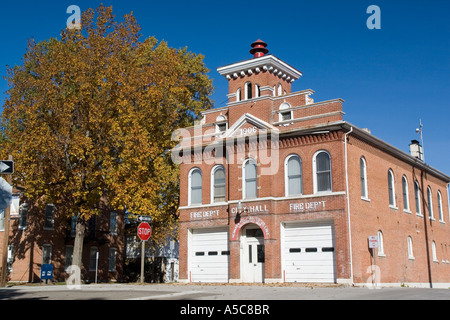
(138, 222, 152, 283)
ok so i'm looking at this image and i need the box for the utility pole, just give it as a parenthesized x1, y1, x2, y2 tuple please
(0, 155, 13, 287)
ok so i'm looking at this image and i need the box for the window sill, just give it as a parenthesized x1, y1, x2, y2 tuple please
(403, 209, 412, 214)
(361, 197, 371, 202)
(389, 205, 398, 210)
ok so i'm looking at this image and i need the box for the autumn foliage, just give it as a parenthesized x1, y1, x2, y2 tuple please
(1, 5, 213, 267)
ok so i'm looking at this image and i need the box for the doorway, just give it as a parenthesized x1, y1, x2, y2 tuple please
(241, 225, 265, 283)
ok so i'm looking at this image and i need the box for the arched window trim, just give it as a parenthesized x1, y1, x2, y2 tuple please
(242, 158, 257, 199)
(236, 88, 241, 102)
(313, 150, 332, 194)
(427, 186, 434, 220)
(388, 169, 396, 208)
(402, 175, 410, 212)
(210, 165, 226, 204)
(437, 190, 444, 222)
(377, 230, 385, 256)
(188, 167, 202, 206)
(284, 154, 303, 197)
(414, 181, 422, 216)
(360, 157, 368, 199)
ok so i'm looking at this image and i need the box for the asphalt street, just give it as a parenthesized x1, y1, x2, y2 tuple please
(0, 283, 449, 300)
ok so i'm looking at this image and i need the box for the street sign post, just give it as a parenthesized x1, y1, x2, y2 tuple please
(368, 235, 378, 287)
(0, 156, 13, 288)
(137, 222, 152, 283)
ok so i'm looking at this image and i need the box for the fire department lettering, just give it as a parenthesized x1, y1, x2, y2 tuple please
(190, 209, 220, 220)
(289, 200, 326, 213)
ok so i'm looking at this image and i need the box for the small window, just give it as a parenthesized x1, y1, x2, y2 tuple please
(19, 203, 28, 229)
(305, 248, 318, 252)
(89, 247, 98, 271)
(437, 191, 444, 222)
(65, 246, 73, 270)
(388, 170, 396, 207)
(221, 251, 230, 255)
(236, 88, 241, 102)
(110, 212, 117, 234)
(216, 122, 227, 133)
(322, 247, 334, 252)
(245, 82, 252, 100)
(360, 157, 368, 198)
(407, 236, 414, 259)
(255, 84, 261, 98)
(109, 248, 117, 271)
(289, 248, 301, 253)
(280, 111, 292, 121)
(212, 166, 226, 203)
(195, 252, 205, 256)
(257, 245, 265, 263)
(189, 168, 202, 205)
(427, 187, 434, 219)
(414, 181, 422, 215)
(243, 159, 257, 199)
(377, 230, 384, 255)
(208, 251, 218, 256)
(44, 204, 55, 230)
(42, 244, 52, 265)
(402, 176, 409, 211)
(314, 151, 332, 193)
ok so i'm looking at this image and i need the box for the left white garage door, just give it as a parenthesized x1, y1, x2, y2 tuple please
(190, 228, 229, 283)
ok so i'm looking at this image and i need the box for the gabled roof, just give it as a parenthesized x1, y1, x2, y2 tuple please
(223, 113, 278, 138)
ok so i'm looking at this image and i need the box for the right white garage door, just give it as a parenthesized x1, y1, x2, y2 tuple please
(283, 221, 336, 283)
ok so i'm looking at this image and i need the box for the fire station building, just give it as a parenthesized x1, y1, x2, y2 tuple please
(174, 40, 450, 287)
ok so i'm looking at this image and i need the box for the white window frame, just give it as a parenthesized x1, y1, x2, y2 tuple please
(42, 244, 52, 265)
(388, 169, 396, 208)
(360, 157, 368, 200)
(407, 236, 414, 260)
(211, 165, 226, 204)
(245, 82, 252, 100)
(284, 154, 302, 197)
(313, 150, 332, 194)
(377, 230, 385, 256)
(414, 181, 422, 216)
(427, 186, 434, 220)
(188, 167, 202, 206)
(437, 191, 444, 223)
(242, 158, 257, 200)
(402, 175, 410, 213)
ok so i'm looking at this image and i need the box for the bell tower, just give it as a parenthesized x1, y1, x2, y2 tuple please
(217, 40, 303, 104)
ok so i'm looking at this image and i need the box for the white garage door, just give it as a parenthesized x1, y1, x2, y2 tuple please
(282, 221, 336, 283)
(190, 228, 229, 283)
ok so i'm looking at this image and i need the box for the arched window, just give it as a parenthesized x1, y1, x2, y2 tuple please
(388, 169, 396, 207)
(189, 168, 202, 205)
(407, 236, 414, 259)
(285, 155, 302, 196)
(432, 241, 438, 262)
(437, 191, 444, 222)
(243, 159, 257, 199)
(277, 83, 282, 96)
(212, 166, 226, 203)
(245, 82, 252, 100)
(377, 230, 385, 255)
(402, 175, 410, 212)
(255, 84, 261, 98)
(236, 88, 241, 102)
(414, 181, 421, 215)
(360, 157, 368, 199)
(427, 186, 434, 219)
(313, 150, 332, 193)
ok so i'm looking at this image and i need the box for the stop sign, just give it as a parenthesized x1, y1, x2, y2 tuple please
(137, 222, 152, 241)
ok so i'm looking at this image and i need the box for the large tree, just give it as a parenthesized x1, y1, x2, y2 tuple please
(1, 5, 213, 275)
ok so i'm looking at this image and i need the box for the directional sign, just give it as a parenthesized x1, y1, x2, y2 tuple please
(0, 161, 13, 174)
(0, 177, 12, 210)
(138, 215, 152, 222)
(137, 222, 152, 241)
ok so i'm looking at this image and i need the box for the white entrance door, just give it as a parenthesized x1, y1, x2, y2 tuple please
(242, 228, 265, 283)
(190, 228, 229, 283)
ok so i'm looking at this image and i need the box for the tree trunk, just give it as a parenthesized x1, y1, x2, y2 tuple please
(72, 216, 86, 278)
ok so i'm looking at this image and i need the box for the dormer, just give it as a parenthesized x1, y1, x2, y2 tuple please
(217, 40, 303, 105)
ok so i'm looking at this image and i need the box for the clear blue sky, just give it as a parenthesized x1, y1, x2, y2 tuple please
(1, 0, 449, 179)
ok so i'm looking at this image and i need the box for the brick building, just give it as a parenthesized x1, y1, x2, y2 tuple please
(174, 40, 450, 287)
(0, 193, 124, 283)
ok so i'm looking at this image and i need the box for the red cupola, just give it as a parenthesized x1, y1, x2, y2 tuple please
(249, 39, 269, 58)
